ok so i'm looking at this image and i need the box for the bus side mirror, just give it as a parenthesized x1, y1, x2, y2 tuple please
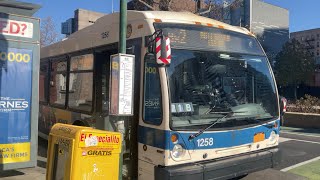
(280, 97, 287, 116)
(154, 35, 171, 66)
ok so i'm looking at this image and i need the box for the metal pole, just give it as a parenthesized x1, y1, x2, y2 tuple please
(112, 0, 114, 13)
(119, 0, 127, 53)
(119, 1, 127, 180)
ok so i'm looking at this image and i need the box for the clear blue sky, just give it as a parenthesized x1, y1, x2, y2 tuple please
(264, 0, 320, 32)
(23, 0, 320, 34)
(25, 0, 120, 35)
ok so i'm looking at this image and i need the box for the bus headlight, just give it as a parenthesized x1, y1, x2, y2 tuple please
(171, 144, 185, 159)
(268, 131, 278, 145)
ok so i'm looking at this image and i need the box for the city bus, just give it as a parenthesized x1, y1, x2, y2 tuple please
(39, 10, 281, 180)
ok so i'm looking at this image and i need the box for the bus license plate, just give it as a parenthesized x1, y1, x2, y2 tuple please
(253, 133, 265, 143)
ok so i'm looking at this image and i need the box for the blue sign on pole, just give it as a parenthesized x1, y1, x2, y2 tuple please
(0, 47, 33, 163)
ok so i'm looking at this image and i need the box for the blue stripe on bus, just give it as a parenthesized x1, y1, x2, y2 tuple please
(138, 119, 280, 150)
(138, 125, 170, 150)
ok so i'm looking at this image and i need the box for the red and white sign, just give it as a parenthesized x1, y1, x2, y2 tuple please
(0, 18, 33, 38)
(155, 37, 171, 65)
(282, 97, 287, 112)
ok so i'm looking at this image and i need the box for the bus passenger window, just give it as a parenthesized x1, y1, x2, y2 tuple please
(143, 61, 162, 125)
(40, 61, 49, 102)
(68, 54, 94, 112)
(50, 60, 67, 106)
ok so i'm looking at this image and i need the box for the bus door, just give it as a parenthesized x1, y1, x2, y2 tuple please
(95, 38, 142, 179)
(138, 53, 167, 179)
(122, 38, 142, 179)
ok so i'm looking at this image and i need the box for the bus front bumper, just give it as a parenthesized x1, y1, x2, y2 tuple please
(154, 147, 280, 180)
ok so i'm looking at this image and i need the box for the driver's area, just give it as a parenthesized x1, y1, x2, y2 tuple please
(168, 49, 278, 130)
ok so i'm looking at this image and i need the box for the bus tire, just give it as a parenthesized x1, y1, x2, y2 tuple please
(72, 120, 90, 127)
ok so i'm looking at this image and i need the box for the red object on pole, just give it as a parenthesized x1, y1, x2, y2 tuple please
(155, 37, 171, 65)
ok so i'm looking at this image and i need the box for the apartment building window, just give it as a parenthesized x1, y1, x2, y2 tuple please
(317, 34, 320, 39)
(317, 51, 319, 56)
(317, 42, 319, 47)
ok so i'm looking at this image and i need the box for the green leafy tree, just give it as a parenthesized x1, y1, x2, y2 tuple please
(274, 39, 315, 99)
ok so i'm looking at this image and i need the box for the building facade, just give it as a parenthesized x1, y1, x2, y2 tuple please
(291, 28, 320, 87)
(61, 9, 105, 36)
(129, 0, 289, 64)
(219, 0, 289, 64)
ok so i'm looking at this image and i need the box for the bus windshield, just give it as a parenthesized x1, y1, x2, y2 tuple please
(156, 24, 279, 130)
(168, 50, 278, 130)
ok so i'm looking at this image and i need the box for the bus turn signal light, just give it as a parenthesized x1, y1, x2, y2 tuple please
(254, 133, 265, 143)
(171, 134, 178, 143)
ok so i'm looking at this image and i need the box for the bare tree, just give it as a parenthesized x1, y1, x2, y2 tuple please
(206, 0, 244, 22)
(132, 0, 206, 12)
(40, 17, 59, 47)
(131, 0, 244, 21)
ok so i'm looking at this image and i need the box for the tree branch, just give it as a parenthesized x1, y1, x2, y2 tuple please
(138, 0, 155, 10)
(196, 0, 212, 15)
(167, 0, 173, 10)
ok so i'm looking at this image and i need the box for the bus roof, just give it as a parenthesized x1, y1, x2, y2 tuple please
(41, 11, 251, 59)
(133, 11, 249, 33)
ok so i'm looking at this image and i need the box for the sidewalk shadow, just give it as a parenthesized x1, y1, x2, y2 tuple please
(0, 170, 25, 178)
(37, 136, 48, 169)
(283, 127, 320, 135)
(38, 136, 48, 158)
(37, 160, 46, 169)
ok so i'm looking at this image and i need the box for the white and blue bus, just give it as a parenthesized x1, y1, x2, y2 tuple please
(39, 11, 281, 179)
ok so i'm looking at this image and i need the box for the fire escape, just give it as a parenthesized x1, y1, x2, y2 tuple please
(305, 37, 315, 54)
(304, 36, 320, 86)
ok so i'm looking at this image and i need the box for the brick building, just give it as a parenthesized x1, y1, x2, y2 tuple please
(291, 28, 320, 87)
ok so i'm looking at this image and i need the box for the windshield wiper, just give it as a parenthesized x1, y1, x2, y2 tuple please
(188, 112, 234, 141)
(235, 116, 277, 128)
(188, 111, 259, 141)
(229, 116, 261, 123)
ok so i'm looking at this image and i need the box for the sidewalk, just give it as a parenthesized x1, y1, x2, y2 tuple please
(281, 126, 320, 137)
(0, 155, 46, 180)
(0, 166, 45, 180)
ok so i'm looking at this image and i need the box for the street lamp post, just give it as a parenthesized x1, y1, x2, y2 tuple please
(118, 0, 127, 180)
(119, 0, 127, 54)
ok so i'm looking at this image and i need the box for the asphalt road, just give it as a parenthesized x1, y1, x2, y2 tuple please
(242, 128, 320, 180)
(276, 132, 320, 170)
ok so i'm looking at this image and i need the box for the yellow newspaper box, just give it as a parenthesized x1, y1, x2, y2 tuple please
(46, 123, 122, 180)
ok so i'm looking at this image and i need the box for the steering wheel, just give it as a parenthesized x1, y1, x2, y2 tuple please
(234, 90, 245, 102)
